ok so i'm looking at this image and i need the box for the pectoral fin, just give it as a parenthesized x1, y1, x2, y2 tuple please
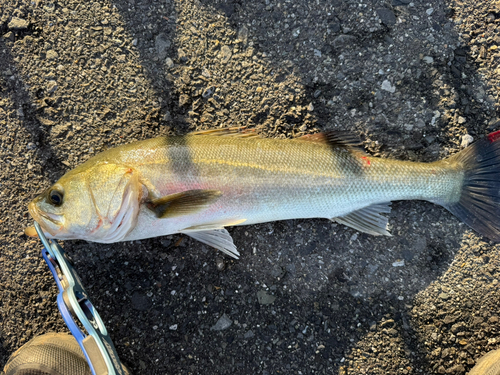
(182, 228, 240, 259)
(333, 202, 392, 236)
(147, 189, 222, 219)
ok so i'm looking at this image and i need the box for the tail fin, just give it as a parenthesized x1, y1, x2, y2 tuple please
(444, 130, 500, 242)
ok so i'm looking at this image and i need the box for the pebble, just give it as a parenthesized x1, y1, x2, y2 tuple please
(438, 292, 450, 300)
(332, 34, 357, 48)
(8, 17, 29, 30)
(220, 45, 232, 63)
(47, 80, 58, 93)
(426, 8, 434, 16)
(169, 324, 178, 331)
(237, 26, 248, 45)
(155, 33, 171, 60)
(461, 134, 473, 148)
(165, 57, 174, 68)
(392, 260, 405, 267)
(46, 50, 59, 60)
(244, 330, 255, 339)
(257, 290, 277, 305)
(215, 257, 225, 271)
(422, 56, 434, 64)
(376, 8, 397, 26)
(211, 313, 232, 331)
(381, 80, 396, 93)
(202, 86, 215, 99)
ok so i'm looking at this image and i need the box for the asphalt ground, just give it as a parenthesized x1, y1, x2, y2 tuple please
(1, 0, 500, 374)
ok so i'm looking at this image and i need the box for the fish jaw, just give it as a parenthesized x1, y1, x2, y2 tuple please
(28, 199, 64, 238)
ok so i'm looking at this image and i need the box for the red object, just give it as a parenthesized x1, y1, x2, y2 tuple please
(487, 130, 500, 143)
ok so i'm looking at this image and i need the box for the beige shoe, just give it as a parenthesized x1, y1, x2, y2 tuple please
(469, 349, 500, 375)
(3, 332, 91, 375)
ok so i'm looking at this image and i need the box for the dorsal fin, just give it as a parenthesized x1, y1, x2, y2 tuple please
(298, 131, 364, 151)
(190, 126, 260, 138)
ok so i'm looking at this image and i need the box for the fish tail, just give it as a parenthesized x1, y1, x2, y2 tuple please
(443, 130, 500, 241)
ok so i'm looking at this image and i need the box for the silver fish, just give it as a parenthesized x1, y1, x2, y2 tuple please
(27, 128, 500, 258)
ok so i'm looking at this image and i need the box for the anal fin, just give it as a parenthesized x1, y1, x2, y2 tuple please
(182, 229, 240, 259)
(333, 202, 392, 236)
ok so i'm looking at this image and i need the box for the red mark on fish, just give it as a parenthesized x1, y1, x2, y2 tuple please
(488, 130, 500, 143)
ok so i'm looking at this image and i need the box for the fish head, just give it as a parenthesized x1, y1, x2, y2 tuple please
(28, 163, 143, 243)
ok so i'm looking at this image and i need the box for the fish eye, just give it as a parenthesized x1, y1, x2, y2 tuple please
(48, 189, 64, 206)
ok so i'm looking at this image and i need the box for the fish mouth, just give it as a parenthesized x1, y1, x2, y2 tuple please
(28, 201, 64, 236)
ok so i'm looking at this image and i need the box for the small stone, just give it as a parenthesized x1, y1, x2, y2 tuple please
(257, 290, 276, 305)
(8, 17, 29, 30)
(307, 103, 314, 111)
(426, 8, 434, 15)
(376, 8, 397, 26)
(131, 292, 152, 311)
(423, 56, 434, 64)
(237, 25, 248, 45)
(313, 49, 322, 57)
(179, 94, 189, 107)
(165, 57, 174, 68)
(46, 50, 59, 60)
(415, 119, 426, 128)
(220, 45, 232, 63)
(216, 257, 225, 271)
(155, 33, 171, 60)
(3, 32, 14, 41)
(439, 292, 449, 300)
(244, 330, 255, 339)
(169, 324, 178, 331)
(47, 80, 58, 93)
(461, 134, 473, 148)
(332, 34, 357, 48)
(392, 260, 405, 267)
(381, 80, 395, 93)
(457, 116, 466, 124)
(292, 28, 300, 38)
(211, 313, 232, 331)
(202, 86, 215, 99)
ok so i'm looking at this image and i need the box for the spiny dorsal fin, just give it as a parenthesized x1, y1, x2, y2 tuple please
(190, 126, 260, 138)
(333, 202, 392, 236)
(298, 131, 364, 152)
(147, 189, 222, 219)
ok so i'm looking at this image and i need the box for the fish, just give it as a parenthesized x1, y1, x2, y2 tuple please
(27, 128, 500, 258)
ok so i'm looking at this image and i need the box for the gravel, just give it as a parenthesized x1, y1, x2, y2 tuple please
(1, 0, 500, 374)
